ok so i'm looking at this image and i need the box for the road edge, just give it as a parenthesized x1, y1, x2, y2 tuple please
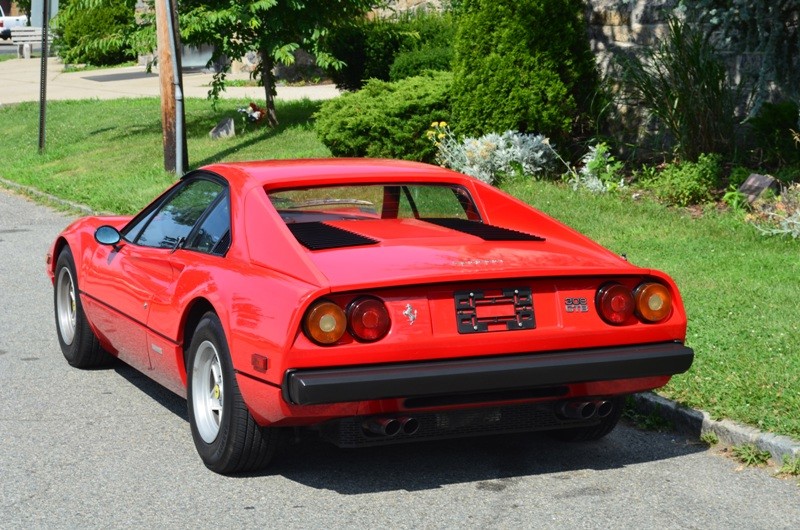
(0, 176, 99, 215)
(632, 392, 800, 464)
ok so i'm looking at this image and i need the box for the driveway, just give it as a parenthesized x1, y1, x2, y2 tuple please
(0, 188, 798, 528)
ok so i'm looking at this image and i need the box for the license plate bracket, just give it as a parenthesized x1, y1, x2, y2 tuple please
(454, 287, 535, 334)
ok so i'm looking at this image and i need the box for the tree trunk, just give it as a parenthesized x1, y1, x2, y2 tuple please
(260, 51, 279, 128)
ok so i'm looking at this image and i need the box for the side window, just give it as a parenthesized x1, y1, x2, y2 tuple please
(136, 179, 224, 249)
(185, 191, 231, 255)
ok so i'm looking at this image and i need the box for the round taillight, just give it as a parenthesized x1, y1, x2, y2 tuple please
(304, 300, 347, 345)
(634, 283, 672, 323)
(347, 297, 391, 342)
(596, 283, 634, 325)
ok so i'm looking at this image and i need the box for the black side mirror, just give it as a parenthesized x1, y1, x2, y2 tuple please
(94, 225, 122, 247)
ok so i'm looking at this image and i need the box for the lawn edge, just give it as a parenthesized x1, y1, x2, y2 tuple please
(632, 392, 800, 464)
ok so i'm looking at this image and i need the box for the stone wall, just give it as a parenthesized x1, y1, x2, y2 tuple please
(374, 0, 442, 18)
(585, 0, 680, 77)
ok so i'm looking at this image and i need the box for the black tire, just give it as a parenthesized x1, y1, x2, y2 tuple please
(187, 312, 282, 474)
(54, 247, 111, 368)
(550, 396, 625, 442)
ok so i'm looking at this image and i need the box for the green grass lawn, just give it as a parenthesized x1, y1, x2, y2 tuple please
(1, 98, 798, 440)
(0, 97, 329, 213)
(503, 181, 800, 438)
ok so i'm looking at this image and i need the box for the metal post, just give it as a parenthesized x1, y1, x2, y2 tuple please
(164, 0, 184, 176)
(38, 0, 50, 153)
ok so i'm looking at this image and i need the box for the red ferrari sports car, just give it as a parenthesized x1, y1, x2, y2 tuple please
(48, 159, 693, 474)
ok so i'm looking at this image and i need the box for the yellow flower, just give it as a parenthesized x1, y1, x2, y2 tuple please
(439, 121, 448, 128)
(438, 133, 445, 140)
(430, 121, 439, 128)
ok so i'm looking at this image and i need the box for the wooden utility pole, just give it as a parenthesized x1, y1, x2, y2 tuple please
(155, 0, 187, 174)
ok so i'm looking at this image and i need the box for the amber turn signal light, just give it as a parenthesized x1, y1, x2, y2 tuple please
(634, 283, 672, 323)
(304, 300, 347, 345)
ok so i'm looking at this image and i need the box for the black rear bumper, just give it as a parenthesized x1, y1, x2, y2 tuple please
(283, 342, 694, 406)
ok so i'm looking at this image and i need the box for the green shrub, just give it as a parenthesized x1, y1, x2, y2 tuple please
(728, 166, 753, 188)
(616, 18, 736, 161)
(326, 10, 456, 91)
(314, 71, 452, 161)
(746, 101, 800, 167)
(389, 47, 453, 81)
(451, 0, 599, 144)
(325, 20, 413, 91)
(399, 9, 456, 49)
(643, 154, 722, 207)
(54, 0, 137, 66)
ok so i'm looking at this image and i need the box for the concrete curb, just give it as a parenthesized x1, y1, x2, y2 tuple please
(632, 392, 800, 464)
(0, 176, 101, 216)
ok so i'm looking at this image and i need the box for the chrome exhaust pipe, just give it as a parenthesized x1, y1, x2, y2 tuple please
(399, 417, 420, 436)
(362, 418, 401, 437)
(595, 400, 613, 418)
(559, 401, 597, 420)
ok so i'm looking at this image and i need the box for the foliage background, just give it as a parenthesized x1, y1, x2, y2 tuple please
(451, 0, 600, 145)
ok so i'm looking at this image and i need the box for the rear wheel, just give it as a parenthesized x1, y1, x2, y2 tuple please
(54, 247, 111, 368)
(187, 312, 282, 474)
(550, 396, 625, 442)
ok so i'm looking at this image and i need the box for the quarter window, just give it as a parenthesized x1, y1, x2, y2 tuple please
(185, 191, 231, 255)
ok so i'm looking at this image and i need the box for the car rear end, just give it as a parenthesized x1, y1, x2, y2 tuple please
(238, 173, 694, 446)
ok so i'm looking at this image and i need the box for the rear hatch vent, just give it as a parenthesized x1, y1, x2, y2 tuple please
(421, 218, 545, 242)
(287, 222, 379, 251)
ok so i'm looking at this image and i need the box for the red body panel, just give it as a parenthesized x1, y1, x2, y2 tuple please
(47, 159, 692, 428)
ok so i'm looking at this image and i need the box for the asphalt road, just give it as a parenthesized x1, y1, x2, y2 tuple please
(1, 188, 798, 528)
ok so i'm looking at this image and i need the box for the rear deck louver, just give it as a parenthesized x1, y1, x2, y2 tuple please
(287, 222, 379, 251)
(421, 218, 545, 242)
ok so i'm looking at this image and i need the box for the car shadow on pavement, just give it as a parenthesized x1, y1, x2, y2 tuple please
(267, 426, 706, 494)
(114, 361, 189, 421)
(113, 358, 707, 493)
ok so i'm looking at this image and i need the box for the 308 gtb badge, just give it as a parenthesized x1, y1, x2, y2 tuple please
(565, 297, 589, 313)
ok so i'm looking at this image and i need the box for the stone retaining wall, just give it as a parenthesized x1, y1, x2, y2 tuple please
(586, 0, 680, 76)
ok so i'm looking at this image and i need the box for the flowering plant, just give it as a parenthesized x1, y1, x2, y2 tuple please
(237, 102, 267, 125)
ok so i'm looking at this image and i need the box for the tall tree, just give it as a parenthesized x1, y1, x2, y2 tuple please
(180, 0, 376, 127)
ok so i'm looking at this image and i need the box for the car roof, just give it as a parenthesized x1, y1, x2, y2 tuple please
(199, 158, 469, 190)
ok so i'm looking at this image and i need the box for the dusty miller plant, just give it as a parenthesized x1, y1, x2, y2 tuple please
(428, 123, 555, 184)
(570, 143, 625, 194)
(748, 183, 800, 238)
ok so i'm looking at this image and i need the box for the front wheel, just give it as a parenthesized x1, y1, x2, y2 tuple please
(54, 247, 111, 368)
(187, 312, 282, 474)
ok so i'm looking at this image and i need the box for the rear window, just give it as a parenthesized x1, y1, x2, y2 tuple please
(268, 184, 480, 224)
